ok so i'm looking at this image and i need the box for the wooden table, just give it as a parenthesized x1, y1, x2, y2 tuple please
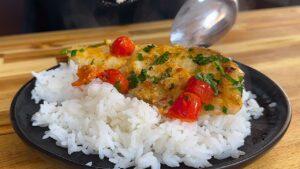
(0, 6, 299, 169)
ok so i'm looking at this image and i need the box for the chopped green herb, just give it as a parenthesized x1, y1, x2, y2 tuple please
(152, 77, 160, 84)
(184, 95, 189, 100)
(143, 44, 155, 53)
(114, 81, 121, 92)
(215, 79, 222, 85)
(169, 83, 175, 90)
(234, 76, 244, 94)
(127, 73, 139, 89)
(138, 69, 148, 82)
(168, 99, 174, 105)
(214, 61, 244, 94)
(127, 70, 149, 89)
(152, 68, 172, 84)
(152, 52, 170, 65)
(193, 54, 230, 66)
(188, 48, 194, 52)
(204, 104, 215, 111)
(60, 48, 69, 55)
(137, 53, 144, 61)
(79, 48, 85, 52)
(162, 68, 172, 79)
(222, 106, 228, 114)
(70, 50, 78, 57)
(219, 56, 231, 63)
(213, 61, 226, 75)
(90, 58, 95, 65)
(195, 73, 220, 96)
(88, 42, 105, 48)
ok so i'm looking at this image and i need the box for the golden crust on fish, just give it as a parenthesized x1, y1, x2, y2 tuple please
(67, 41, 244, 116)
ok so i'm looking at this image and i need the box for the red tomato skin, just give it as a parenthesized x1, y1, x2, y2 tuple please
(111, 36, 135, 56)
(185, 77, 214, 104)
(72, 65, 103, 87)
(98, 69, 129, 93)
(167, 92, 202, 122)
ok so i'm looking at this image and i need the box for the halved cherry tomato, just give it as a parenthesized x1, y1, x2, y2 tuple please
(98, 69, 129, 93)
(111, 36, 135, 56)
(184, 77, 214, 104)
(167, 92, 202, 122)
(72, 65, 103, 86)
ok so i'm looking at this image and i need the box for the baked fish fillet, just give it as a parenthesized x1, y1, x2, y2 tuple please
(66, 40, 244, 116)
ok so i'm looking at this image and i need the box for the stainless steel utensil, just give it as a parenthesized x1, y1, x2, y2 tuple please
(170, 0, 238, 47)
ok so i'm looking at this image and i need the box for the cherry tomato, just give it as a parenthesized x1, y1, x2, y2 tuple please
(184, 77, 214, 104)
(98, 69, 129, 93)
(167, 92, 202, 122)
(111, 36, 135, 56)
(72, 65, 103, 86)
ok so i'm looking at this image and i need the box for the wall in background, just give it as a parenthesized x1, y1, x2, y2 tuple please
(0, 0, 24, 36)
(0, 0, 299, 36)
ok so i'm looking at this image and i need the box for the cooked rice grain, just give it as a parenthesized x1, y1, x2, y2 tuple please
(31, 62, 264, 169)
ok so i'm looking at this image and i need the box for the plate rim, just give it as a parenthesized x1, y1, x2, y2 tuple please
(206, 62, 292, 169)
(10, 62, 292, 169)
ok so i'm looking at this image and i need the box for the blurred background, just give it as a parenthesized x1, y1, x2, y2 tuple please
(1, 0, 299, 36)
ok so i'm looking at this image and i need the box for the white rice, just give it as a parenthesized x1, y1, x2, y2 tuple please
(85, 161, 93, 166)
(31, 61, 264, 169)
(268, 102, 277, 108)
(116, 0, 127, 4)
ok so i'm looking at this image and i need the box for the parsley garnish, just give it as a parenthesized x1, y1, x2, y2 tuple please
(222, 106, 228, 114)
(195, 73, 220, 96)
(70, 50, 77, 57)
(152, 77, 160, 84)
(162, 68, 172, 79)
(137, 53, 144, 61)
(193, 54, 230, 65)
(127, 69, 149, 89)
(127, 72, 139, 89)
(114, 81, 121, 92)
(88, 42, 106, 48)
(60, 48, 69, 55)
(138, 69, 148, 82)
(143, 44, 155, 53)
(61, 48, 83, 56)
(204, 104, 214, 111)
(168, 99, 174, 105)
(90, 58, 95, 65)
(214, 61, 244, 94)
(152, 68, 172, 84)
(152, 52, 170, 65)
(235, 76, 244, 94)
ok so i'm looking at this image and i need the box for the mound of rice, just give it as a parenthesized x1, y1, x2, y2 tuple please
(31, 61, 264, 169)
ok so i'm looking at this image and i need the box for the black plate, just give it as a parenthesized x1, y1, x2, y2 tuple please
(10, 62, 291, 169)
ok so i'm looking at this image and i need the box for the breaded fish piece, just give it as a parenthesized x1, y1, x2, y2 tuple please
(67, 41, 244, 116)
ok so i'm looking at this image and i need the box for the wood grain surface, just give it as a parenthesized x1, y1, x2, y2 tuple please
(0, 6, 300, 169)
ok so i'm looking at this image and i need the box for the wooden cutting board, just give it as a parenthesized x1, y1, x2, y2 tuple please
(0, 6, 300, 169)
